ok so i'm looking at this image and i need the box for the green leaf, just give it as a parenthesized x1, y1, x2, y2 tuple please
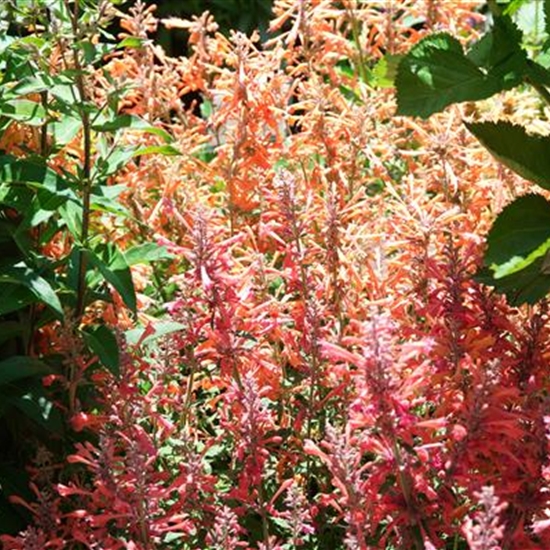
(478, 194, 550, 305)
(396, 33, 493, 118)
(124, 243, 174, 265)
(9, 385, 63, 433)
(0, 356, 51, 386)
(0, 263, 63, 318)
(83, 324, 120, 377)
(0, 155, 75, 197)
(485, 194, 550, 266)
(465, 121, 550, 189)
(371, 54, 403, 88)
(49, 116, 82, 147)
(133, 144, 181, 157)
(0, 99, 47, 125)
(396, 18, 527, 118)
(125, 320, 186, 347)
(118, 36, 147, 49)
(0, 284, 36, 316)
(467, 15, 527, 85)
(92, 114, 173, 143)
(86, 245, 136, 313)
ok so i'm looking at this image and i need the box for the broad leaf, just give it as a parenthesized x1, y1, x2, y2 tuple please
(479, 195, 550, 305)
(396, 34, 495, 118)
(465, 121, 550, 189)
(0, 99, 47, 126)
(485, 194, 550, 266)
(396, 17, 527, 118)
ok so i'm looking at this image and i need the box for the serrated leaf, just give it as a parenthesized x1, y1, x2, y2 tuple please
(396, 18, 527, 118)
(396, 33, 494, 118)
(465, 121, 550, 189)
(83, 324, 120, 377)
(371, 54, 403, 88)
(0, 356, 51, 386)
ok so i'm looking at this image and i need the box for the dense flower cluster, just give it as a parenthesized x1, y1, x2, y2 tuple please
(2, 1, 550, 549)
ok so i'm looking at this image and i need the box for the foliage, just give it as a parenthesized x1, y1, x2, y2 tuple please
(2, 1, 550, 549)
(395, 0, 550, 305)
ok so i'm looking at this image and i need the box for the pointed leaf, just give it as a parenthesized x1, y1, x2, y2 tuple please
(124, 243, 174, 265)
(83, 325, 120, 377)
(92, 114, 173, 143)
(0, 356, 51, 386)
(465, 121, 550, 189)
(0, 263, 63, 318)
(86, 246, 136, 313)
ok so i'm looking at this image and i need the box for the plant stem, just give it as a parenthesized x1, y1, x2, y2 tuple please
(66, 0, 93, 319)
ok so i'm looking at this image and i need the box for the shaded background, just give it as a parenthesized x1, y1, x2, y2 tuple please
(141, 0, 274, 55)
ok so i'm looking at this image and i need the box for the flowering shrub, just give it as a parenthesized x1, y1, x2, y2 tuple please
(1, 1, 550, 549)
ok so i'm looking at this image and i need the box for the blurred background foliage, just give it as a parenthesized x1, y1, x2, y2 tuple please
(142, 0, 274, 55)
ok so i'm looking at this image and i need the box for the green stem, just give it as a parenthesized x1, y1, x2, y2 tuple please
(66, 0, 93, 319)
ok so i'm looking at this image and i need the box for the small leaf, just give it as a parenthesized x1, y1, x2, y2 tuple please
(125, 320, 186, 347)
(0, 356, 51, 386)
(465, 121, 550, 190)
(124, 243, 174, 265)
(83, 325, 120, 377)
(92, 114, 173, 143)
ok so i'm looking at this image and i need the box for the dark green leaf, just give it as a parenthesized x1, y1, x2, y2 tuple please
(0, 356, 51, 386)
(396, 18, 527, 118)
(83, 324, 120, 376)
(396, 33, 493, 118)
(9, 386, 63, 433)
(485, 194, 550, 266)
(0, 263, 63, 318)
(0, 284, 36, 316)
(465, 121, 550, 189)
